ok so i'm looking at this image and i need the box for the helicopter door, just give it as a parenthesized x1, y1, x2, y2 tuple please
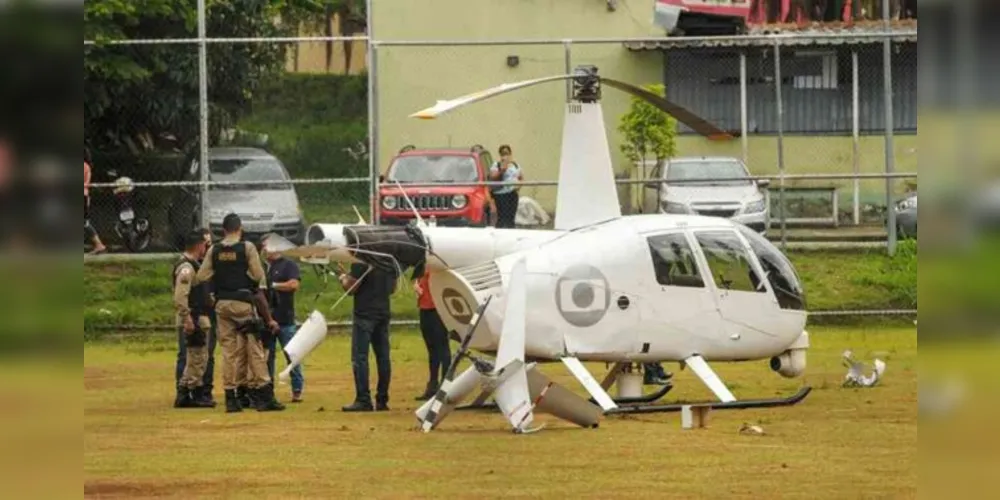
(691, 230, 779, 351)
(640, 231, 722, 356)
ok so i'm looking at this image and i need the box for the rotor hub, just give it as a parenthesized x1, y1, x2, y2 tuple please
(571, 65, 601, 103)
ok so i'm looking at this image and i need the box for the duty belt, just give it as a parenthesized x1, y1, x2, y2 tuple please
(214, 289, 255, 303)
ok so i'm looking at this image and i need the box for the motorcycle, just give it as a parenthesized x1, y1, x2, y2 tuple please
(108, 170, 152, 252)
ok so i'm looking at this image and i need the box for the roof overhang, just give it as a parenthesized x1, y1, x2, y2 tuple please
(625, 28, 917, 51)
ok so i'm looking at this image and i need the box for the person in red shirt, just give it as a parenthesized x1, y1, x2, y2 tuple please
(413, 272, 452, 401)
(84, 151, 107, 254)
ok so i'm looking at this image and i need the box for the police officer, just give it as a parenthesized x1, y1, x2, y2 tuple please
(173, 231, 215, 408)
(175, 228, 218, 405)
(195, 214, 285, 413)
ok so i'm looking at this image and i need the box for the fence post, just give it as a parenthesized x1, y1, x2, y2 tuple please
(882, 2, 897, 256)
(740, 50, 748, 165)
(197, 0, 210, 230)
(367, 0, 380, 225)
(563, 40, 572, 102)
(852, 49, 860, 226)
(774, 41, 786, 251)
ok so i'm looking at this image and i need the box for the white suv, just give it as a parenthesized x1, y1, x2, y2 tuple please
(646, 156, 770, 234)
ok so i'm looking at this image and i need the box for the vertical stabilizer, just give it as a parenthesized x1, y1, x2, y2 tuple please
(554, 102, 622, 230)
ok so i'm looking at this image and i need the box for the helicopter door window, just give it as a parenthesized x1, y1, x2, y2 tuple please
(646, 233, 704, 288)
(693, 231, 766, 294)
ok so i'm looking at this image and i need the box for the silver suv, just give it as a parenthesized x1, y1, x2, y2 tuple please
(645, 156, 770, 234)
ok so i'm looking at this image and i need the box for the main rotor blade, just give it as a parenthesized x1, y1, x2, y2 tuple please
(410, 74, 574, 119)
(601, 77, 734, 141)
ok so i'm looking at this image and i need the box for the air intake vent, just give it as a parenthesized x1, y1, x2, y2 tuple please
(454, 261, 502, 293)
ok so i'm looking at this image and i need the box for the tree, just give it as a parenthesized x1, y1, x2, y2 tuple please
(617, 83, 677, 212)
(84, 0, 327, 161)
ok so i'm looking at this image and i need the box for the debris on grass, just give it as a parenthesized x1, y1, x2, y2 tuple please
(738, 423, 765, 436)
(842, 350, 886, 388)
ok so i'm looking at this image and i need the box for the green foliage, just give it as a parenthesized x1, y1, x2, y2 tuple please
(617, 83, 677, 168)
(850, 240, 917, 309)
(236, 73, 369, 203)
(83, 0, 330, 155)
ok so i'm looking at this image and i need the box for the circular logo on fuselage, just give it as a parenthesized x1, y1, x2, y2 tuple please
(555, 264, 611, 328)
(441, 287, 474, 325)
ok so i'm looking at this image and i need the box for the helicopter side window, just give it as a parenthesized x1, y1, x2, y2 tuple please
(694, 231, 765, 294)
(646, 233, 704, 288)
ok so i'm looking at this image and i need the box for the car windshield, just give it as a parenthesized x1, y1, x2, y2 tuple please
(209, 158, 291, 190)
(665, 160, 751, 187)
(386, 155, 479, 184)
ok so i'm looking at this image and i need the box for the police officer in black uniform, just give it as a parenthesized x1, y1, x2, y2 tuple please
(195, 214, 284, 413)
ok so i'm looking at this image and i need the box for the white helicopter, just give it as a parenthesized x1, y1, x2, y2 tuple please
(275, 66, 811, 434)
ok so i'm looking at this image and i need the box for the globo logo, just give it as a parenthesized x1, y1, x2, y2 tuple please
(555, 264, 611, 327)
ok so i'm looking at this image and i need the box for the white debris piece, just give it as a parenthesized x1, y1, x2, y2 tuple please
(738, 423, 765, 436)
(842, 350, 886, 388)
(516, 196, 551, 227)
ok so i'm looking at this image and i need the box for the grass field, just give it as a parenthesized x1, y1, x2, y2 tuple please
(84, 325, 917, 498)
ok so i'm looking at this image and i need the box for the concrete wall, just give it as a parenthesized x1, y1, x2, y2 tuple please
(372, 0, 665, 211)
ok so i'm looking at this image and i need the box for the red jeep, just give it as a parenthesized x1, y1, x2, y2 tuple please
(376, 145, 497, 227)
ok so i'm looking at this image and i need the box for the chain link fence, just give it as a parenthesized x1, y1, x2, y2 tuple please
(85, 7, 916, 255)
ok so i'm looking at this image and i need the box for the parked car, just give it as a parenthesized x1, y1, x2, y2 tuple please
(167, 147, 306, 248)
(645, 156, 770, 234)
(893, 192, 917, 239)
(377, 145, 497, 227)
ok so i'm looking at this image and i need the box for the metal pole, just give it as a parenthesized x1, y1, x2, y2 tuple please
(882, 0, 896, 256)
(852, 49, 860, 226)
(197, 0, 209, 230)
(366, 0, 380, 225)
(564, 40, 572, 102)
(774, 42, 786, 250)
(740, 51, 748, 164)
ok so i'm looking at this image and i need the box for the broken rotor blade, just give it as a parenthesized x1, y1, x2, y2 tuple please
(600, 77, 734, 140)
(409, 74, 574, 119)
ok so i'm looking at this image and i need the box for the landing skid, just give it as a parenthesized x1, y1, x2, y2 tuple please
(456, 386, 809, 414)
(604, 387, 812, 415)
(587, 382, 675, 406)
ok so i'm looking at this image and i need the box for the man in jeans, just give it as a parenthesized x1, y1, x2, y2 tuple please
(338, 262, 398, 412)
(262, 242, 304, 402)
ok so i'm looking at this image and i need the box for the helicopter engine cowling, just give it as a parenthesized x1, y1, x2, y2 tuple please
(770, 349, 806, 378)
(769, 330, 809, 378)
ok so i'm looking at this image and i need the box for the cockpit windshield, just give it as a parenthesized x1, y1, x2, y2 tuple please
(736, 225, 807, 310)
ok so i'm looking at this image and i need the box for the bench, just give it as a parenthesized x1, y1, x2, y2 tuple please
(766, 185, 840, 228)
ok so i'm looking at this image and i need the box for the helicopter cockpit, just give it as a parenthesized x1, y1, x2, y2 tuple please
(644, 222, 806, 312)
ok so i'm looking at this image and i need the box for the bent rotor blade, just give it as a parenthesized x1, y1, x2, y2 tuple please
(443, 295, 493, 382)
(419, 297, 493, 432)
(409, 75, 573, 119)
(601, 78, 734, 140)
